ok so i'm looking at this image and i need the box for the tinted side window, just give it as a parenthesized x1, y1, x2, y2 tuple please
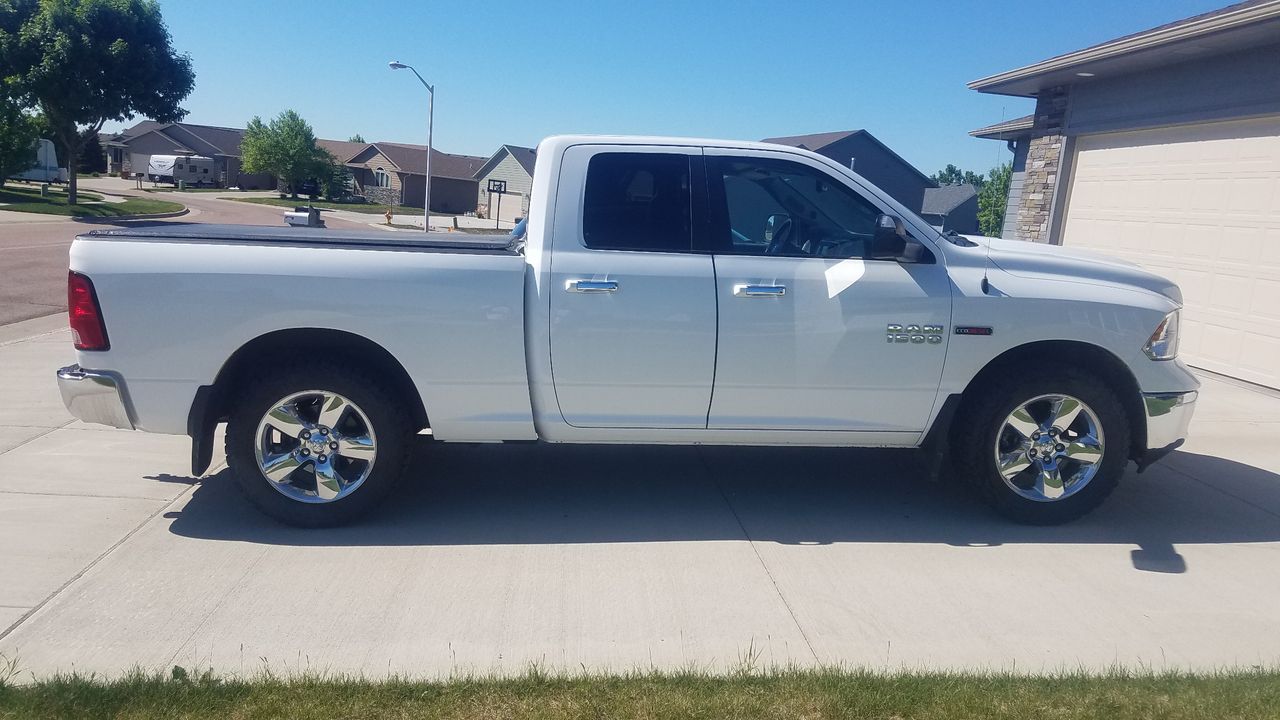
(712, 157, 881, 259)
(583, 153, 691, 252)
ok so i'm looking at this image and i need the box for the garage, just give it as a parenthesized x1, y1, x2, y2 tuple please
(1059, 117, 1280, 389)
(969, 0, 1280, 390)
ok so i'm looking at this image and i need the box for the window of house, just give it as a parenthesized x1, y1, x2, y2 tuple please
(711, 156, 882, 259)
(176, 163, 184, 170)
(374, 167, 390, 188)
(190, 165, 197, 173)
(582, 152, 691, 252)
(202, 168, 209, 174)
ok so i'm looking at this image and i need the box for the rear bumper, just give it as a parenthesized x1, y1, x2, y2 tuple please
(56, 364, 134, 430)
(1136, 390, 1197, 472)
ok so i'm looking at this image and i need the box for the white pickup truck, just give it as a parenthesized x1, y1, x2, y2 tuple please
(57, 135, 1198, 527)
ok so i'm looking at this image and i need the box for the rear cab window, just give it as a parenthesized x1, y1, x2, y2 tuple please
(582, 152, 692, 252)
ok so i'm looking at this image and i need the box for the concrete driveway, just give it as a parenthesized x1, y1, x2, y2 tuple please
(2, 318, 1279, 679)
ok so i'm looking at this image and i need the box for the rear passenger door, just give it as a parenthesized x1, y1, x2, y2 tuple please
(548, 145, 717, 428)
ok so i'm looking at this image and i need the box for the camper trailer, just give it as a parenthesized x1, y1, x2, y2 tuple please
(8, 139, 68, 183)
(146, 155, 218, 186)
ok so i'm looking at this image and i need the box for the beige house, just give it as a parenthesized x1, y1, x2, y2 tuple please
(473, 145, 536, 221)
(103, 121, 276, 189)
(970, 0, 1280, 389)
(341, 142, 485, 212)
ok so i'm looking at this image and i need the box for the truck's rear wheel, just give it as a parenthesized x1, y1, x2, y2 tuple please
(952, 367, 1130, 524)
(225, 362, 412, 527)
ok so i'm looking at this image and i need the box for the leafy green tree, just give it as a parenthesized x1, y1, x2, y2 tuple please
(320, 151, 352, 200)
(0, 100, 39, 186)
(0, 0, 195, 203)
(241, 110, 332, 198)
(348, 134, 365, 143)
(978, 162, 1012, 237)
(930, 163, 986, 190)
(78, 130, 106, 173)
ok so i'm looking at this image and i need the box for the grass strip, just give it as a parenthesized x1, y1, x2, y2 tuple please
(1, 667, 1277, 719)
(0, 186, 183, 217)
(229, 196, 405, 214)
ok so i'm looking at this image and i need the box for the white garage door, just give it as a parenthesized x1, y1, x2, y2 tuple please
(1060, 116, 1280, 389)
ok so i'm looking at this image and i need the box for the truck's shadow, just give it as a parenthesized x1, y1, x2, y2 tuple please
(165, 441, 1280, 573)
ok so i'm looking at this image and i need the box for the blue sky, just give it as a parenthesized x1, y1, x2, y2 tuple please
(112, 0, 1229, 177)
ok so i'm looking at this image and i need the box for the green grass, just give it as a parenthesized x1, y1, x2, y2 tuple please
(230, 196, 400, 214)
(0, 185, 184, 218)
(1, 667, 1277, 719)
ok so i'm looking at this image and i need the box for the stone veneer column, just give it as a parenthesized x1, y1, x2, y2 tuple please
(1015, 87, 1069, 243)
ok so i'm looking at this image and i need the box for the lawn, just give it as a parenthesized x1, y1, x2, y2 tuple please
(230, 196, 404, 214)
(1, 667, 1277, 719)
(0, 185, 184, 218)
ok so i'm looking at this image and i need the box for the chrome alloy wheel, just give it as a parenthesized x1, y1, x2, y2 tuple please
(993, 393, 1105, 502)
(253, 390, 378, 504)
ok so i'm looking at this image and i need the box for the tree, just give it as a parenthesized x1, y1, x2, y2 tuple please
(241, 110, 331, 198)
(978, 162, 1012, 237)
(348, 134, 365, 143)
(930, 163, 986, 190)
(0, 100, 39, 186)
(0, 0, 194, 203)
(78, 129, 106, 173)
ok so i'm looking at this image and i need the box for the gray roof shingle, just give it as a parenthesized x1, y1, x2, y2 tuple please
(921, 184, 978, 215)
(373, 142, 487, 180)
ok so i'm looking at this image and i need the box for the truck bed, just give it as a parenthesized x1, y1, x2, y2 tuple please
(69, 223, 535, 441)
(83, 224, 518, 255)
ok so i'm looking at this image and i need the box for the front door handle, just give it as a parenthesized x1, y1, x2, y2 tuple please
(566, 279, 618, 294)
(734, 284, 786, 298)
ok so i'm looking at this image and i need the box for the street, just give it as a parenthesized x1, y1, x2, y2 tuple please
(0, 179, 368, 326)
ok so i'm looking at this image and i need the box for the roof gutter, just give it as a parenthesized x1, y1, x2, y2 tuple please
(968, 0, 1280, 94)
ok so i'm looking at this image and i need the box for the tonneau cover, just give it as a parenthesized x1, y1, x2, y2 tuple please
(81, 224, 517, 254)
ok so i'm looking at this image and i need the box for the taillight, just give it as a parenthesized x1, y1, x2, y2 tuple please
(68, 271, 110, 351)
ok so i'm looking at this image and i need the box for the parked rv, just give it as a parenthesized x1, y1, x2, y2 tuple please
(7, 139, 68, 183)
(147, 155, 218, 186)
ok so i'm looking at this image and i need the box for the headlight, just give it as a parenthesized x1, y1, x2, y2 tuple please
(1143, 310, 1180, 360)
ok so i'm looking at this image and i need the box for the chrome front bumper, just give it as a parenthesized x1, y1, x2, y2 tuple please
(56, 364, 134, 430)
(1137, 390, 1197, 471)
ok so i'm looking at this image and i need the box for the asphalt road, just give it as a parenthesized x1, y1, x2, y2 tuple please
(0, 182, 366, 327)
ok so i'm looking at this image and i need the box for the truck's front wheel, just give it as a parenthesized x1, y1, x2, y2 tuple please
(225, 362, 412, 527)
(952, 367, 1130, 524)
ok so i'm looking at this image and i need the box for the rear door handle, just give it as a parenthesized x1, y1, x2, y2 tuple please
(566, 279, 618, 294)
(734, 284, 786, 298)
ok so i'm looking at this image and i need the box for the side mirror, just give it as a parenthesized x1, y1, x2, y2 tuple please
(870, 214, 908, 260)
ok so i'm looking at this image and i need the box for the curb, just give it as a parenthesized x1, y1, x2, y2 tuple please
(72, 207, 190, 223)
(0, 312, 66, 346)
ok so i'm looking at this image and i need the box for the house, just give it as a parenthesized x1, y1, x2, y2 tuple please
(968, 115, 1034, 240)
(473, 144, 536, 222)
(103, 121, 275, 189)
(969, 0, 1280, 389)
(761, 130, 937, 213)
(343, 142, 486, 212)
(920, 184, 979, 233)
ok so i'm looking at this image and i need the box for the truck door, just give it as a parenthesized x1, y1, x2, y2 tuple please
(548, 145, 717, 428)
(704, 149, 952, 432)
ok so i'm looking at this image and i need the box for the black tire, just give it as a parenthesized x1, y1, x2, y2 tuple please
(951, 366, 1130, 525)
(225, 361, 413, 527)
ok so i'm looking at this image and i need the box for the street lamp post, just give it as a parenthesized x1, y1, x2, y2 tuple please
(389, 61, 433, 232)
